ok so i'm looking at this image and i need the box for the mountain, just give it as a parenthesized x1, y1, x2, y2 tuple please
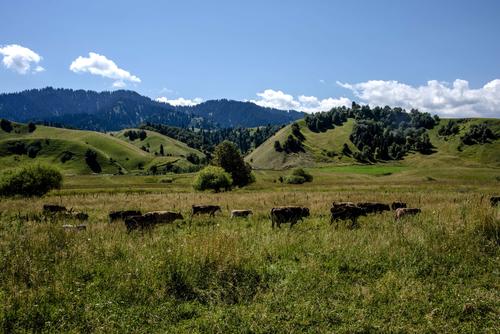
(0, 120, 204, 175)
(0, 87, 304, 131)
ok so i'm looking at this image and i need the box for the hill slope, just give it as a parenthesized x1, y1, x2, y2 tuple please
(0, 122, 204, 175)
(246, 118, 500, 169)
(0, 87, 304, 130)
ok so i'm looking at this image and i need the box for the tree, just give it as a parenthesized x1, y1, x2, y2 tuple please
(211, 141, 254, 187)
(159, 144, 164, 156)
(0, 163, 63, 197)
(28, 122, 37, 133)
(0, 119, 13, 133)
(85, 149, 101, 173)
(139, 130, 147, 141)
(192, 166, 232, 192)
(274, 140, 283, 152)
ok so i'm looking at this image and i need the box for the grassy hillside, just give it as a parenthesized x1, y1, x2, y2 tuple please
(0, 122, 204, 175)
(114, 129, 204, 158)
(246, 118, 500, 170)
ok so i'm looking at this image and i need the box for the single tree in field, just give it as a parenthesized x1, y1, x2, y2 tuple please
(211, 140, 254, 187)
(159, 144, 164, 156)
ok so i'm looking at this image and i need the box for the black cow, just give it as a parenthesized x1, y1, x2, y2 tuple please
(270, 206, 310, 228)
(490, 196, 500, 207)
(356, 202, 391, 214)
(192, 205, 221, 217)
(330, 202, 367, 228)
(391, 201, 407, 210)
(43, 204, 67, 214)
(109, 210, 142, 223)
(124, 211, 183, 232)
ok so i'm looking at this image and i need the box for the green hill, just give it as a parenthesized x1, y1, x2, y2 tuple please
(246, 118, 500, 169)
(0, 122, 204, 175)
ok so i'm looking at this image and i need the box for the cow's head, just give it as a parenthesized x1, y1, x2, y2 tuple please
(302, 207, 310, 217)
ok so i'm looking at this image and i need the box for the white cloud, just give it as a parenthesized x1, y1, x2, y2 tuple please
(0, 44, 44, 74)
(156, 96, 203, 106)
(250, 89, 351, 113)
(70, 52, 140, 88)
(338, 79, 500, 118)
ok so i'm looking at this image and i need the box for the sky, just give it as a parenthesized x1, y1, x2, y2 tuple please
(1, 0, 499, 117)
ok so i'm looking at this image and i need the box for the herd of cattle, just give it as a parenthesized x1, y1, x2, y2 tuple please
(43, 196, 500, 232)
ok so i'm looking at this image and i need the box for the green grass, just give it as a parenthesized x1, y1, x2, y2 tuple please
(317, 165, 407, 175)
(0, 167, 499, 333)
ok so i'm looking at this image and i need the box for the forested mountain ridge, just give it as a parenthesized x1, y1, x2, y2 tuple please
(0, 87, 304, 131)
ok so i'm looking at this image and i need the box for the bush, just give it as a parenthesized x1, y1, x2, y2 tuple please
(0, 119, 13, 132)
(290, 168, 313, 182)
(212, 141, 254, 187)
(283, 175, 306, 184)
(28, 122, 37, 133)
(193, 166, 232, 192)
(85, 149, 101, 173)
(0, 164, 63, 197)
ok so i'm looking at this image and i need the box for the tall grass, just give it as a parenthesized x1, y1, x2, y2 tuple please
(0, 185, 498, 332)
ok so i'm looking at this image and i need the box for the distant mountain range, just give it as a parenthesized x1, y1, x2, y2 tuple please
(0, 87, 304, 131)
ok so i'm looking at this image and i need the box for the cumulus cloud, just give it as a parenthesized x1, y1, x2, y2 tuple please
(70, 52, 140, 87)
(0, 44, 44, 74)
(250, 89, 351, 113)
(338, 79, 500, 118)
(156, 96, 203, 106)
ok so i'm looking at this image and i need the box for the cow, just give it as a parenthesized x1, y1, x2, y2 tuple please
(192, 205, 221, 217)
(490, 196, 500, 207)
(124, 211, 183, 232)
(391, 201, 407, 210)
(142, 211, 183, 225)
(71, 212, 89, 221)
(109, 210, 142, 223)
(231, 210, 253, 219)
(330, 202, 367, 228)
(356, 202, 391, 214)
(395, 208, 421, 220)
(270, 206, 309, 228)
(43, 204, 68, 214)
(62, 224, 86, 231)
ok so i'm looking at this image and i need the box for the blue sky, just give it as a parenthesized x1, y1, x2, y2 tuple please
(1, 0, 499, 117)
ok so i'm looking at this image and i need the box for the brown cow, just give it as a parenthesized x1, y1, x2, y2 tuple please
(330, 202, 367, 228)
(192, 205, 221, 217)
(109, 210, 142, 223)
(231, 210, 253, 218)
(356, 202, 391, 214)
(395, 208, 421, 220)
(270, 206, 309, 228)
(490, 196, 500, 207)
(391, 201, 407, 210)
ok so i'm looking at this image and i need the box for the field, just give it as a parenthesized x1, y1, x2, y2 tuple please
(1, 167, 499, 333)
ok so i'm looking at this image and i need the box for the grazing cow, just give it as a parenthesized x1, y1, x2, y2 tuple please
(62, 224, 86, 231)
(490, 196, 500, 207)
(43, 204, 67, 214)
(71, 212, 89, 221)
(356, 202, 391, 214)
(330, 202, 367, 228)
(231, 210, 253, 218)
(391, 201, 407, 210)
(395, 208, 421, 220)
(143, 211, 183, 225)
(124, 211, 183, 232)
(270, 206, 309, 228)
(109, 210, 142, 223)
(192, 205, 222, 217)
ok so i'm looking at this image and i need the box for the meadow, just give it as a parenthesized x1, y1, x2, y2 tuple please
(0, 167, 499, 333)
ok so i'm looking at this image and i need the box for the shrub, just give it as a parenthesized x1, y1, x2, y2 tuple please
(192, 166, 232, 192)
(0, 163, 63, 197)
(28, 122, 37, 133)
(290, 168, 313, 182)
(283, 175, 306, 184)
(186, 153, 200, 165)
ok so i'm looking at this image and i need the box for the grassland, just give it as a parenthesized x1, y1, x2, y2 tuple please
(247, 118, 500, 170)
(0, 166, 499, 333)
(0, 123, 204, 175)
